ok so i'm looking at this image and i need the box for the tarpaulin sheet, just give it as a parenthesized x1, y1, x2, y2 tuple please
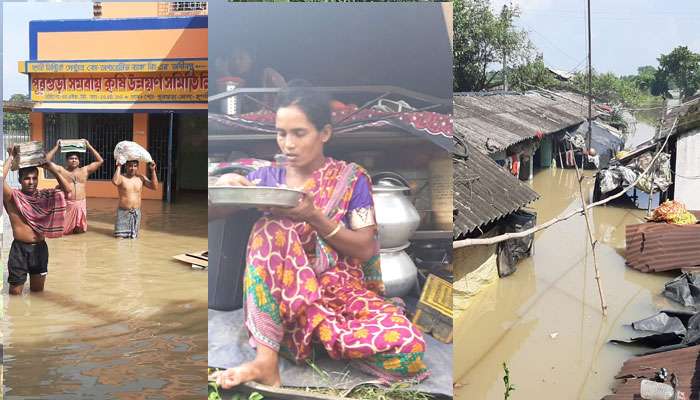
(664, 273, 700, 308)
(610, 311, 700, 354)
(610, 312, 687, 348)
(208, 309, 453, 397)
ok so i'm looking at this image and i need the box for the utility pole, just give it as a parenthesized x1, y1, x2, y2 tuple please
(586, 0, 592, 153)
(503, 52, 508, 91)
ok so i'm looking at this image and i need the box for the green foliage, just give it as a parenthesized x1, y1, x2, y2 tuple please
(454, 0, 533, 92)
(653, 46, 700, 99)
(208, 381, 222, 400)
(3, 93, 31, 131)
(349, 382, 434, 400)
(503, 363, 515, 400)
(509, 55, 559, 91)
(566, 70, 661, 110)
(633, 65, 657, 91)
(450, 1, 669, 113)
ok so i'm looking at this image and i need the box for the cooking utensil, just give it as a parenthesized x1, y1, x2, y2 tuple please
(380, 243, 418, 298)
(209, 163, 255, 177)
(373, 181, 421, 249)
(208, 186, 303, 208)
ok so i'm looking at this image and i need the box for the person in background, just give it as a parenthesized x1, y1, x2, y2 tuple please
(46, 139, 104, 234)
(215, 47, 287, 112)
(111, 160, 158, 239)
(3, 147, 73, 294)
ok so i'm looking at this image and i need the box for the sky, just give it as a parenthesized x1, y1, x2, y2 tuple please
(2, 1, 91, 100)
(490, 0, 700, 76)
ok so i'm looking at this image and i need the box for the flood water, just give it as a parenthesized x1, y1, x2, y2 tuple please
(454, 167, 681, 400)
(1, 194, 207, 399)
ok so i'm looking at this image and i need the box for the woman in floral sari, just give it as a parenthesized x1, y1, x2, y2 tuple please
(213, 87, 428, 388)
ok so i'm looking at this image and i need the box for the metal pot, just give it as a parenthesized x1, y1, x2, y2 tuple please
(372, 179, 420, 249)
(380, 244, 418, 298)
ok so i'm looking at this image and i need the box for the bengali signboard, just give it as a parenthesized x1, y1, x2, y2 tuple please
(21, 60, 208, 74)
(30, 72, 208, 103)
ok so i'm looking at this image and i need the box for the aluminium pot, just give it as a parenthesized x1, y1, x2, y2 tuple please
(380, 244, 418, 298)
(372, 180, 420, 249)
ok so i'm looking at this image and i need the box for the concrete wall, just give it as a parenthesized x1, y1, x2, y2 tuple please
(32, 112, 163, 200)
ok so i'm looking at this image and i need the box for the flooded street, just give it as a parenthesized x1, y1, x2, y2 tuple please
(1, 195, 207, 399)
(454, 167, 680, 400)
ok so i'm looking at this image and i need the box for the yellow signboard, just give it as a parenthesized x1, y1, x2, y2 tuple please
(21, 59, 207, 74)
(30, 72, 208, 103)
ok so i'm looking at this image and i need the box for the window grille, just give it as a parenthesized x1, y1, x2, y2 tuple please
(44, 113, 133, 180)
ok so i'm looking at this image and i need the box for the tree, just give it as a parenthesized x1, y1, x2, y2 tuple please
(634, 65, 657, 91)
(509, 54, 559, 91)
(453, 0, 532, 92)
(653, 46, 700, 99)
(3, 94, 31, 131)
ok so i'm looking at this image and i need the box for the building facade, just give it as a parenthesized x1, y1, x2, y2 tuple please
(20, 3, 207, 199)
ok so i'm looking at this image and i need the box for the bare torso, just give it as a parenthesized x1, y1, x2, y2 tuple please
(117, 175, 143, 209)
(59, 167, 88, 200)
(3, 197, 44, 243)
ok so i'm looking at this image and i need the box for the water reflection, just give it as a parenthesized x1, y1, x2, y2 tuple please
(455, 168, 672, 400)
(2, 196, 207, 399)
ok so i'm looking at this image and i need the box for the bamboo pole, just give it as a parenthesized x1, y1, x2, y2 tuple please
(573, 149, 607, 316)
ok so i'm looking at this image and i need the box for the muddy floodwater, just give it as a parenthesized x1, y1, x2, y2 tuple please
(454, 168, 680, 400)
(1, 195, 207, 399)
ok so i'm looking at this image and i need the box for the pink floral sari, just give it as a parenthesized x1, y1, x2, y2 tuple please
(243, 158, 428, 381)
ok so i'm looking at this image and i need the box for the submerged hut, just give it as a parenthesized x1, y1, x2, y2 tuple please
(454, 90, 600, 181)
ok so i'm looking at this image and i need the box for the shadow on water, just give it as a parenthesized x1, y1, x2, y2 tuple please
(454, 168, 674, 400)
(1, 193, 207, 399)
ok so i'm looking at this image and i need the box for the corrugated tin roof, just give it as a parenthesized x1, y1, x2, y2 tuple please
(454, 90, 594, 154)
(453, 140, 540, 237)
(659, 96, 700, 138)
(604, 345, 700, 399)
(2, 100, 34, 113)
(625, 215, 700, 273)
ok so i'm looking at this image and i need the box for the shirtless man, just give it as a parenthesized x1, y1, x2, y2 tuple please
(3, 147, 73, 294)
(111, 160, 158, 238)
(46, 139, 104, 234)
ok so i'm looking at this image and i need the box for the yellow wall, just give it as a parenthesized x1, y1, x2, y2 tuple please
(32, 111, 163, 200)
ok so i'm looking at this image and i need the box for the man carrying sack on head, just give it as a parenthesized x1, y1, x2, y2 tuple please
(111, 141, 158, 239)
(3, 145, 73, 295)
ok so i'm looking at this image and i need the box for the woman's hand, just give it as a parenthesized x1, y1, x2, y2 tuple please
(214, 173, 255, 187)
(265, 192, 318, 223)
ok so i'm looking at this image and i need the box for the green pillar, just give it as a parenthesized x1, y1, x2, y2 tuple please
(539, 136, 552, 168)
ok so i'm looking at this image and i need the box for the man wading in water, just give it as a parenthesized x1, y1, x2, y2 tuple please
(112, 160, 158, 238)
(3, 147, 73, 295)
(45, 139, 104, 234)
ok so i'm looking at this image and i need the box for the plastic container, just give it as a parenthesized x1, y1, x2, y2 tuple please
(640, 379, 674, 400)
(217, 77, 244, 115)
(208, 209, 260, 311)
